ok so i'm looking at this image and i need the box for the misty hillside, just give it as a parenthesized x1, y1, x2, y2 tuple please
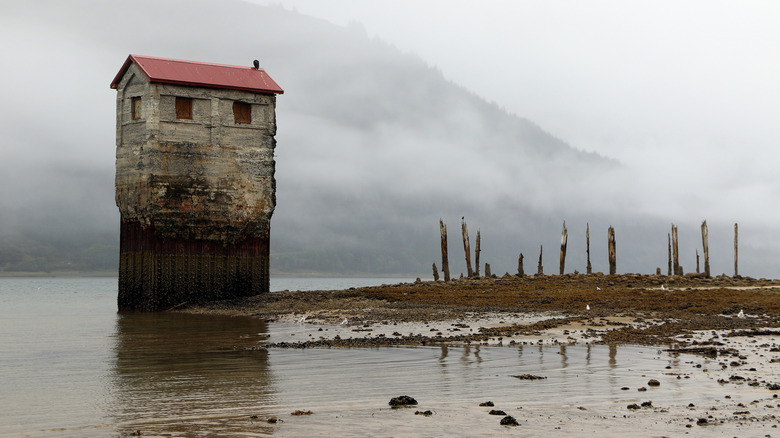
(4, 1, 760, 278)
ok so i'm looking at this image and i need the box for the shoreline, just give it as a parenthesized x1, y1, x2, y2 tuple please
(179, 274, 780, 434)
(182, 273, 780, 348)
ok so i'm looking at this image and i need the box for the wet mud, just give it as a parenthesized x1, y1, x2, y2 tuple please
(184, 273, 780, 348)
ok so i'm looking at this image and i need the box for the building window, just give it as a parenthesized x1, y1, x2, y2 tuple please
(175, 97, 193, 119)
(131, 97, 141, 120)
(233, 101, 251, 124)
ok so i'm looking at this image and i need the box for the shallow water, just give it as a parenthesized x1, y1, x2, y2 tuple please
(1, 278, 776, 437)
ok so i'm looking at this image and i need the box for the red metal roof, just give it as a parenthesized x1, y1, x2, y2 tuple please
(110, 54, 284, 94)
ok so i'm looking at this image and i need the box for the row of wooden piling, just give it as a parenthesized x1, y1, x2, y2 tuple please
(432, 218, 740, 281)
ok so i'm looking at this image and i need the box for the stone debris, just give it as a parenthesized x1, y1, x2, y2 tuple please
(389, 395, 418, 407)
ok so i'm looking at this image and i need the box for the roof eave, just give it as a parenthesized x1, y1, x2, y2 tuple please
(148, 78, 284, 94)
(110, 54, 149, 89)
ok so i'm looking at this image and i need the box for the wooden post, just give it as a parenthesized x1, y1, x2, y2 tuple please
(517, 253, 524, 277)
(734, 223, 739, 277)
(667, 233, 672, 276)
(485, 263, 492, 278)
(432, 263, 440, 281)
(700, 220, 710, 277)
(537, 245, 544, 275)
(439, 219, 450, 282)
(559, 221, 568, 275)
(586, 223, 592, 274)
(607, 226, 616, 275)
(462, 218, 473, 278)
(695, 249, 700, 274)
(672, 224, 680, 276)
(475, 230, 481, 277)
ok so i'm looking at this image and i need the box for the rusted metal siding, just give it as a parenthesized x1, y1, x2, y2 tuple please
(118, 220, 269, 311)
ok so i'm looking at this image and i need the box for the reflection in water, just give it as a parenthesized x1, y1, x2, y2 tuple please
(560, 345, 568, 369)
(608, 344, 617, 368)
(586, 343, 592, 366)
(110, 313, 273, 436)
(439, 344, 449, 366)
(460, 344, 482, 365)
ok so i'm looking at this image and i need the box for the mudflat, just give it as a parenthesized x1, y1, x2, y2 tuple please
(180, 274, 780, 435)
(183, 273, 780, 347)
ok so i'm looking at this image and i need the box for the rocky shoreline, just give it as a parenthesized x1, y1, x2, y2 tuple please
(182, 273, 780, 348)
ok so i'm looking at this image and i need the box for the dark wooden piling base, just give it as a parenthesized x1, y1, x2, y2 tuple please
(118, 220, 269, 311)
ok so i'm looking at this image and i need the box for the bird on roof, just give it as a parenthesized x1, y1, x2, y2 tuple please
(253, 59, 260, 69)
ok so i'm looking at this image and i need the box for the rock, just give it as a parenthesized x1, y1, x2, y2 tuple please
(641, 401, 653, 408)
(389, 395, 418, 406)
(647, 379, 660, 386)
(479, 401, 494, 407)
(267, 417, 278, 423)
(290, 410, 313, 416)
(512, 374, 547, 380)
(637, 387, 647, 392)
(696, 418, 708, 425)
(627, 404, 641, 410)
(414, 410, 433, 417)
(489, 409, 507, 415)
(500, 415, 519, 426)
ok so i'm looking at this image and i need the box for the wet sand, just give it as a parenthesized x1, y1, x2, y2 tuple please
(181, 273, 780, 435)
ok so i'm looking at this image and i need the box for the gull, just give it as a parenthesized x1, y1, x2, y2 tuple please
(340, 318, 348, 325)
(660, 284, 666, 290)
(737, 309, 745, 318)
(298, 315, 307, 324)
(586, 304, 591, 311)
(596, 287, 601, 291)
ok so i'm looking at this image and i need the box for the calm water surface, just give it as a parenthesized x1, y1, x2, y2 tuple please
(0, 278, 768, 437)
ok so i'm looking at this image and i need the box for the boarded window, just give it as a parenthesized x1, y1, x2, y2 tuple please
(131, 97, 141, 120)
(175, 97, 193, 119)
(233, 101, 251, 124)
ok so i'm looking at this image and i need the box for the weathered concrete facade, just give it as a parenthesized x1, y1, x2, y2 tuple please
(111, 55, 283, 311)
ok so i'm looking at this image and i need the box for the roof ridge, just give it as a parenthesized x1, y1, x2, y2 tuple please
(129, 54, 263, 71)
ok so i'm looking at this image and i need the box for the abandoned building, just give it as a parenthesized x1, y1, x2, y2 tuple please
(110, 54, 283, 311)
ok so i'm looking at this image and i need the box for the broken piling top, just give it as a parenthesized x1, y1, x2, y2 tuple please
(111, 54, 282, 311)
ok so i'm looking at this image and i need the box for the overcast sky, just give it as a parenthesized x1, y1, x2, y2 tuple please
(250, 0, 780, 223)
